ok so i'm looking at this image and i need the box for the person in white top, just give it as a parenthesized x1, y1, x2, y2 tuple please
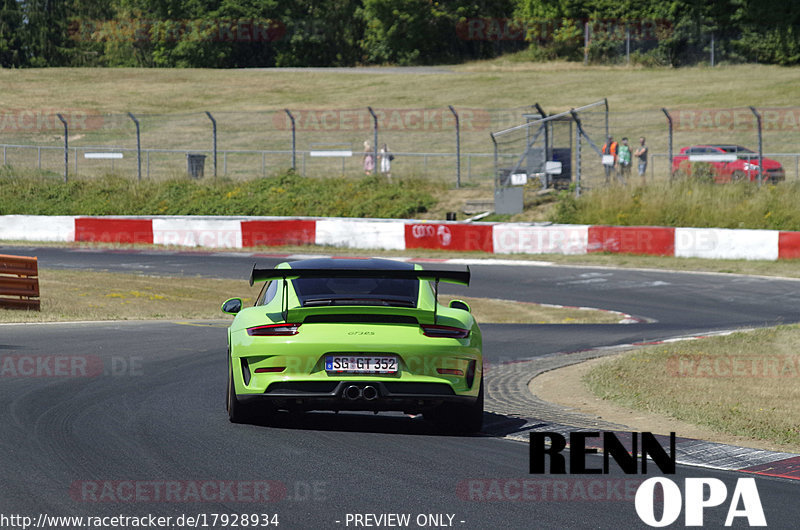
(378, 143, 392, 179)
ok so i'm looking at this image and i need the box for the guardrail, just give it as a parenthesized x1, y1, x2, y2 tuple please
(0, 254, 41, 310)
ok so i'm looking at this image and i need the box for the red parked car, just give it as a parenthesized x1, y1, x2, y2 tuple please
(672, 145, 785, 183)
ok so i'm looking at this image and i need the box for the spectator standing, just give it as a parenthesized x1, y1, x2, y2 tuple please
(635, 136, 648, 183)
(601, 136, 618, 184)
(363, 141, 375, 175)
(378, 143, 392, 180)
(618, 137, 632, 182)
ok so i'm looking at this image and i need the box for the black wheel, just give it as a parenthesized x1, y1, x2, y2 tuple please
(226, 355, 254, 423)
(731, 170, 746, 182)
(424, 378, 484, 434)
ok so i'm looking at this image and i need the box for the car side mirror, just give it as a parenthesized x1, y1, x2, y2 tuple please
(221, 298, 243, 314)
(449, 299, 470, 312)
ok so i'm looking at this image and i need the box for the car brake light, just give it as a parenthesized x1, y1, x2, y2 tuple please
(247, 323, 301, 336)
(420, 325, 470, 338)
(254, 367, 286, 373)
(437, 368, 464, 376)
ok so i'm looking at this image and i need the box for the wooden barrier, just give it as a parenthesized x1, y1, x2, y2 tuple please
(0, 254, 40, 310)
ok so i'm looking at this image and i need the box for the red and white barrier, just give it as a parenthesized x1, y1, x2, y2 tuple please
(1, 215, 799, 261)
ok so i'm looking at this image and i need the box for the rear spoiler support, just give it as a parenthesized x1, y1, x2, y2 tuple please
(433, 278, 440, 324)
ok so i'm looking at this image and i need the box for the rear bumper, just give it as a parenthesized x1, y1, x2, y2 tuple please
(237, 380, 477, 413)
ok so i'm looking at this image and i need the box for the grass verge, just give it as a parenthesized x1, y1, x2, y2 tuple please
(584, 326, 800, 452)
(0, 171, 439, 218)
(553, 179, 800, 230)
(0, 269, 619, 324)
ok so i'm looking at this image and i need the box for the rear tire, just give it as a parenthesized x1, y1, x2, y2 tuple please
(424, 378, 484, 434)
(227, 355, 254, 424)
(731, 170, 746, 182)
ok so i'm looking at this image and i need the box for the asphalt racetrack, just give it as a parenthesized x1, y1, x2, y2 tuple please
(2, 245, 800, 529)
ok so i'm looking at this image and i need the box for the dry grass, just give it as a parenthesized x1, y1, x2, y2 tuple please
(2, 64, 798, 183)
(443, 295, 622, 324)
(0, 269, 260, 322)
(584, 326, 800, 452)
(0, 269, 617, 324)
(1, 63, 796, 114)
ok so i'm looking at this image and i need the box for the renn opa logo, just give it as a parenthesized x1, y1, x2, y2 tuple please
(530, 432, 766, 527)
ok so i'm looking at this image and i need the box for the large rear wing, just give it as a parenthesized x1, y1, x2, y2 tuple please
(249, 264, 470, 323)
(249, 265, 470, 287)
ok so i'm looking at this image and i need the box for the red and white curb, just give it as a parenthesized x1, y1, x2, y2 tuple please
(3, 215, 800, 261)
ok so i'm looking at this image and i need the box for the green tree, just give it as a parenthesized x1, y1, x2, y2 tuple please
(732, 0, 800, 65)
(0, 0, 24, 66)
(274, 0, 363, 67)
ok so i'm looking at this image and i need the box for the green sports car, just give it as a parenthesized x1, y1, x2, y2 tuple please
(222, 258, 483, 432)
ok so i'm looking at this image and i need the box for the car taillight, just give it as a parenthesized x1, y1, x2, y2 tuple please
(247, 323, 301, 336)
(420, 325, 470, 339)
(254, 367, 286, 373)
(437, 368, 464, 376)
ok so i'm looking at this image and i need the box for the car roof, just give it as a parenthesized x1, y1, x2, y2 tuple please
(689, 144, 749, 150)
(287, 257, 415, 271)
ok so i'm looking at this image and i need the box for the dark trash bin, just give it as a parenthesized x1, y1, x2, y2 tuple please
(187, 154, 206, 179)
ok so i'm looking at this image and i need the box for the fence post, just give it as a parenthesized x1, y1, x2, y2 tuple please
(205, 111, 217, 178)
(603, 98, 609, 140)
(284, 109, 296, 170)
(583, 22, 589, 65)
(710, 33, 715, 67)
(56, 113, 68, 183)
(661, 108, 673, 180)
(490, 132, 498, 193)
(749, 106, 763, 187)
(127, 112, 141, 181)
(367, 107, 378, 174)
(569, 109, 582, 198)
(448, 105, 461, 188)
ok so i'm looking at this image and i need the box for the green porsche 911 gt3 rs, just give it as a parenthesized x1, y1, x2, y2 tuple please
(222, 258, 483, 432)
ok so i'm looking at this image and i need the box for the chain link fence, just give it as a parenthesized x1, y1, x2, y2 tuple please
(2, 105, 799, 190)
(0, 107, 537, 184)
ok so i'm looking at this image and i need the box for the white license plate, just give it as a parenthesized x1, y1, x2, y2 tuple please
(325, 355, 397, 374)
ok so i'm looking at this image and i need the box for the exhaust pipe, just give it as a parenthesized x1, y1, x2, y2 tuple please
(343, 385, 362, 400)
(362, 385, 379, 401)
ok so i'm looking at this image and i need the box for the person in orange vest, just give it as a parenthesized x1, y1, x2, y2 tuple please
(601, 135, 619, 184)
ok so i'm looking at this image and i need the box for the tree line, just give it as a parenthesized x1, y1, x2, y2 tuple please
(0, 0, 797, 68)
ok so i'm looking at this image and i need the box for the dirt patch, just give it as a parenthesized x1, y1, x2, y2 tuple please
(531, 355, 798, 453)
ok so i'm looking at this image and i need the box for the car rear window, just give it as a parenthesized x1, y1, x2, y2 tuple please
(292, 277, 419, 307)
(717, 146, 754, 154)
